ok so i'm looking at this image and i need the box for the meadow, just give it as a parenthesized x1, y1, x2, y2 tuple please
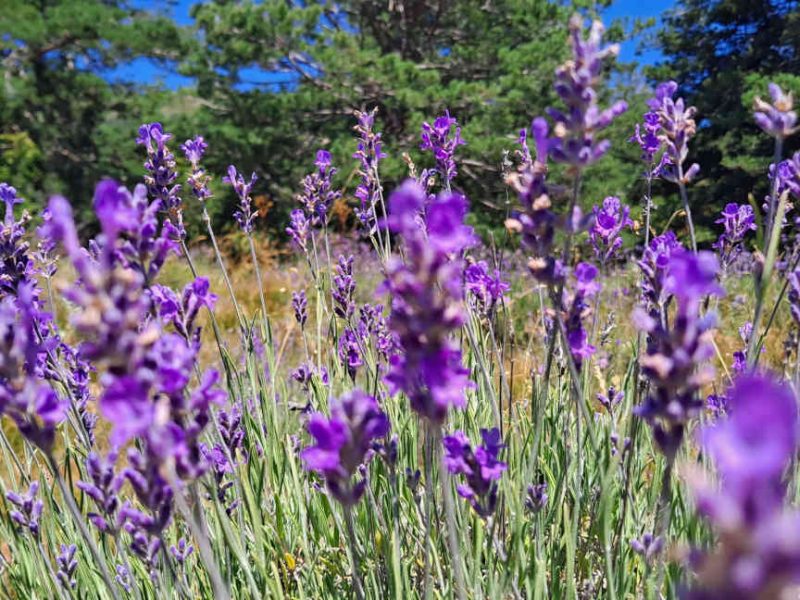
(1, 14, 800, 600)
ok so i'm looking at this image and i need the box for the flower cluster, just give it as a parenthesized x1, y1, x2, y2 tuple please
(332, 254, 356, 320)
(301, 390, 390, 506)
(562, 262, 600, 370)
(637, 231, 683, 319)
(353, 108, 386, 232)
(590, 196, 633, 266)
(634, 250, 723, 459)
(753, 83, 797, 140)
(443, 428, 507, 518)
(297, 150, 341, 228)
(713, 203, 756, 272)
(137, 123, 183, 237)
(181, 136, 212, 204)
(649, 82, 700, 185)
(224, 165, 258, 234)
(464, 260, 510, 318)
(420, 111, 465, 186)
(546, 15, 627, 168)
(6, 481, 43, 537)
(687, 374, 800, 598)
(383, 180, 475, 424)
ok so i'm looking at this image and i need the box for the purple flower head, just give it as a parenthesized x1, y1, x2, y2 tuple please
(774, 152, 800, 201)
(443, 428, 507, 518)
(181, 136, 212, 204)
(688, 374, 800, 598)
(597, 385, 624, 414)
(630, 534, 663, 563)
(464, 261, 510, 317)
(383, 181, 474, 424)
(0, 182, 23, 225)
(224, 165, 258, 234)
(292, 290, 308, 327)
(286, 208, 310, 254)
(6, 481, 43, 537)
(525, 482, 548, 514)
(753, 83, 797, 139)
(338, 328, 363, 381)
(358, 303, 397, 364)
(152, 278, 216, 350)
(648, 81, 700, 184)
(637, 231, 683, 317)
(562, 262, 600, 370)
(713, 203, 756, 272)
(291, 362, 329, 393)
(301, 390, 390, 506)
(77, 450, 125, 534)
(546, 16, 627, 167)
(56, 544, 78, 589)
(590, 196, 633, 265)
(332, 255, 356, 320)
(635, 250, 723, 459)
(137, 123, 183, 236)
(420, 110, 466, 185)
(353, 108, 387, 233)
(630, 110, 663, 164)
(296, 151, 341, 228)
(170, 538, 195, 566)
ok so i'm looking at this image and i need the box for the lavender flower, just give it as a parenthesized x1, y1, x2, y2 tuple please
(181, 136, 212, 204)
(137, 123, 183, 237)
(297, 150, 340, 228)
(524, 483, 549, 514)
(650, 82, 700, 185)
(286, 209, 310, 254)
(630, 110, 663, 164)
(443, 428, 507, 518)
(634, 250, 723, 459)
(419, 111, 465, 185)
(597, 385, 624, 415)
(301, 390, 390, 506)
(630, 534, 663, 563)
(292, 290, 308, 328)
(357, 303, 396, 364)
(56, 544, 78, 589)
(687, 374, 800, 598)
(291, 362, 330, 393)
(224, 165, 258, 233)
(170, 538, 195, 565)
(563, 262, 600, 370)
(201, 444, 240, 516)
(353, 108, 386, 232)
(77, 451, 124, 533)
(332, 255, 356, 320)
(753, 83, 797, 140)
(383, 180, 474, 424)
(152, 277, 217, 350)
(713, 203, 755, 272)
(637, 231, 683, 319)
(464, 261, 510, 317)
(546, 16, 628, 167)
(338, 328, 362, 381)
(590, 196, 633, 266)
(6, 482, 43, 537)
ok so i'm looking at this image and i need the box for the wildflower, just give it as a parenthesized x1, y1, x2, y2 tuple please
(137, 123, 183, 237)
(353, 108, 386, 232)
(338, 328, 363, 381)
(292, 290, 308, 328)
(332, 255, 356, 320)
(6, 482, 43, 537)
(563, 262, 601, 370)
(301, 390, 390, 506)
(547, 16, 628, 168)
(687, 374, 800, 598)
(77, 451, 125, 533)
(464, 261, 510, 317)
(630, 110, 663, 164)
(630, 534, 663, 563)
(56, 544, 78, 589)
(713, 203, 755, 272)
(296, 150, 340, 228)
(170, 538, 195, 565)
(383, 181, 474, 424)
(753, 83, 797, 139)
(650, 82, 700, 185)
(420, 111, 465, 185)
(443, 428, 507, 518)
(597, 385, 624, 415)
(286, 209, 310, 254)
(590, 197, 633, 266)
(525, 483, 549, 514)
(637, 231, 683, 319)
(181, 136, 212, 204)
(224, 165, 258, 234)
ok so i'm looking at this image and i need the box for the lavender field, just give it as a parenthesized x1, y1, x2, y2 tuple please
(2, 11, 800, 600)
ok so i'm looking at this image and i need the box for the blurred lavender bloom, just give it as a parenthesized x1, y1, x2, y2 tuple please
(590, 196, 633, 266)
(224, 165, 258, 234)
(353, 108, 386, 232)
(170, 538, 195, 565)
(201, 444, 240, 517)
(291, 362, 329, 393)
(464, 260, 510, 317)
(753, 83, 797, 139)
(687, 374, 800, 598)
(705, 393, 728, 421)
(0, 182, 36, 298)
(634, 250, 723, 459)
(775, 151, 800, 200)
(152, 277, 217, 350)
(443, 428, 507, 518)
(6, 482, 43, 537)
(292, 290, 308, 328)
(637, 231, 683, 319)
(56, 544, 78, 589)
(77, 450, 124, 534)
(420, 111, 465, 185)
(563, 262, 600, 370)
(301, 389, 390, 506)
(630, 533, 663, 562)
(218, 403, 245, 461)
(358, 303, 396, 364)
(338, 328, 362, 381)
(383, 181, 475, 424)
(597, 385, 624, 415)
(525, 482, 549, 514)
(630, 110, 663, 164)
(546, 16, 627, 167)
(332, 255, 355, 320)
(115, 564, 132, 592)
(713, 203, 756, 273)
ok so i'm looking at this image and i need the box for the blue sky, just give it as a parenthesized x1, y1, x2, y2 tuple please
(111, 0, 676, 89)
